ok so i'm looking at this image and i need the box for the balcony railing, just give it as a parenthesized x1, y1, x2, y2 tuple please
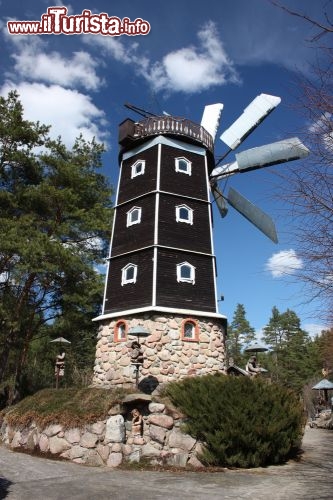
(133, 116, 214, 152)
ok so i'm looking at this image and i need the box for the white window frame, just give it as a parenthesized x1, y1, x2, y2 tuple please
(175, 157, 192, 176)
(121, 263, 138, 286)
(131, 160, 145, 178)
(177, 262, 196, 284)
(126, 206, 142, 227)
(176, 204, 193, 225)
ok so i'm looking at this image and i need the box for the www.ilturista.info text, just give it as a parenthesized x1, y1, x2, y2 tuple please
(7, 7, 151, 36)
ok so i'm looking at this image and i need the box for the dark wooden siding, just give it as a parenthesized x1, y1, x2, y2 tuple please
(117, 146, 158, 205)
(159, 145, 208, 200)
(158, 194, 212, 253)
(112, 195, 156, 256)
(155, 249, 216, 312)
(104, 249, 154, 313)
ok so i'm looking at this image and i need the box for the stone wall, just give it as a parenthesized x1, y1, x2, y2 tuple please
(0, 396, 203, 469)
(93, 313, 226, 389)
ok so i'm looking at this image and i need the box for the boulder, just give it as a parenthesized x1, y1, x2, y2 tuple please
(104, 415, 125, 443)
(39, 434, 49, 453)
(64, 428, 81, 444)
(80, 432, 99, 449)
(167, 453, 189, 467)
(85, 450, 105, 467)
(66, 445, 86, 459)
(168, 429, 196, 451)
(96, 443, 110, 461)
(141, 443, 161, 457)
(148, 414, 174, 429)
(26, 429, 38, 450)
(107, 452, 123, 468)
(149, 424, 167, 444)
(148, 402, 165, 413)
(11, 431, 21, 448)
(89, 421, 105, 435)
(44, 424, 63, 437)
(49, 436, 71, 455)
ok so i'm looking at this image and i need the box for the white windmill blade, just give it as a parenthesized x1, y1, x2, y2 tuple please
(235, 137, 310, 172)
(220, 94, 281, 150)
(210, 137, 309, 181)
(227, 187, 278, 243)
(201, 103, 224, 141)
(210, 161, 238, 180)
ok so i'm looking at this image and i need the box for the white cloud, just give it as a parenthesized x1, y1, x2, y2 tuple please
(84, 35, 145, 65)
(146, 21, 239, 93)
(2, 28, 102, 91)
(0, 26, 108, 147)
(1, 81, 107, 147)
(12, 48, 102, 91)
(265, 249, 303, 278)
(303, 323, 329, 338)
(94, 263, 107, 275)
(84, 21, 239, 94)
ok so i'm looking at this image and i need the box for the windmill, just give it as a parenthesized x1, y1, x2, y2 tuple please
(92, 93, 309, 390)
(200, 94, 309, 243)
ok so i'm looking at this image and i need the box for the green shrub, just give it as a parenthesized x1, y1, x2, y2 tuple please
(166, 374, 304, 468)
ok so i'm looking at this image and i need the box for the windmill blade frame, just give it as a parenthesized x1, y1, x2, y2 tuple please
(211, 183, 228, 218)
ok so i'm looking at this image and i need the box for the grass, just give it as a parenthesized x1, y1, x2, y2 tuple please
(1, 386, 133, 429)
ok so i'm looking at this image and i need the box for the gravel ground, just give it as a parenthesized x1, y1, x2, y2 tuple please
(0, 427, 332, 499)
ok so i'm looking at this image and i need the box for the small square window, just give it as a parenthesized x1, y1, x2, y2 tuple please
(177, 262, 196, 284)
(121, 263, 138, 285)
(131, 160, 145, 178)
(127, 207, 142, 227)
(175, 157, 191, 175)
(176, 204, 193, 225)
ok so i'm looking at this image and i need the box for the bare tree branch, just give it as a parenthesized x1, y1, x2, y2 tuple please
(270, 1, 333, 42)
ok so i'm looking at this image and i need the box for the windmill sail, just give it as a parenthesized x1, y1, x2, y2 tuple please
(211, 183, 228, 218)
(201, 103, 224, 141)
(220, 94, 281, 150)
(235, 137, 310, 172)
(227, 187, 278, 243)
(210, 137, 310, 181)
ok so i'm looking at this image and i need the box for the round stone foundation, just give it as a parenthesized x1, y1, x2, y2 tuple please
(92, 312, 227, 390)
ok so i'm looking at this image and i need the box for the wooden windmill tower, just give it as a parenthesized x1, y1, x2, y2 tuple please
(93, 97, 308, 391)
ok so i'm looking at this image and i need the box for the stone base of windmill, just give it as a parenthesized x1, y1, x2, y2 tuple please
(92, 312, 226, 391)
(1, 398, 205, 469)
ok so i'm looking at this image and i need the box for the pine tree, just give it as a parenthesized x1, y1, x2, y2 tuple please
(227, 304, 255, 366)
(263, 306, 318, 391)
(0, 91, 113, 388)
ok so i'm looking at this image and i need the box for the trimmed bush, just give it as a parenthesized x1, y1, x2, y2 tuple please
(166, 374, 304, 468)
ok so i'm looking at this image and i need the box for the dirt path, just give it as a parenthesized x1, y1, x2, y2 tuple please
(0, 427, 332, 499)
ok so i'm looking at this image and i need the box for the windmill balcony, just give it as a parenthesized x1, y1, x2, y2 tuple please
(119, 115, 214, 153)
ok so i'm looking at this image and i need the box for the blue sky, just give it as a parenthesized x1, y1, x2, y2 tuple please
(1, 0, 331, 338)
